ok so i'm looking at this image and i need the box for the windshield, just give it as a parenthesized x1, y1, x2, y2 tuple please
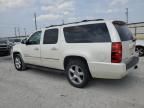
(0, 40, 7, 44)
(9, 39, 14, 43)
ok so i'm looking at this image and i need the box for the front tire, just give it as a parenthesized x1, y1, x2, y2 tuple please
(14, 54, 26, 71)
(66, 59, 91, 88)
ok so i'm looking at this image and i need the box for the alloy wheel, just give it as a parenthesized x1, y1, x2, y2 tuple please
(136, 47, 144, 56)
(15, 57, 22, 69)
(68, 65, 85, 85)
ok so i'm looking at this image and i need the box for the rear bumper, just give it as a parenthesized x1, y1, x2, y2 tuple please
(126, 56, 139, 70)
(88, 56, 139, 79)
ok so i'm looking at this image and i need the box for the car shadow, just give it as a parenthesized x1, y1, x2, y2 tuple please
(0, 56, 12, 61)
(25, 65, 66, 80)
(25, 65, 140, 90)
(87, 71, 142, 90)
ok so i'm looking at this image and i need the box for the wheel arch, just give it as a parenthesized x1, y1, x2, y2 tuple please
(136, 45, 144, 48)
(12, 51, 24, 61)
(63, 55, 89, 70)
(13, 51, 21, 58)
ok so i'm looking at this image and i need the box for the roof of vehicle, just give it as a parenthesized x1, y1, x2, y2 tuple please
(45, 19, 104, 28)
(44, 19, 126, 30)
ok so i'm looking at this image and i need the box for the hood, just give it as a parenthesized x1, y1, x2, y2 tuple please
(136, 40, 144, 46)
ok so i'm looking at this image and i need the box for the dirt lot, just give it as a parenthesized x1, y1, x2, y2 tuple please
(0, 56, 144, 108)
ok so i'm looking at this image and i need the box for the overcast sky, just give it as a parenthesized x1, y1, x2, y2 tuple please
(0, 0, 144, 37)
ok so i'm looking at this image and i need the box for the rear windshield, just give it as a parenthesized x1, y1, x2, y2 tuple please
(63, 23, 111, 43)
(114, 24, 133, 41)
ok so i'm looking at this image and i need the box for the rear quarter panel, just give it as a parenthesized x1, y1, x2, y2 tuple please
(60, 22, 113, 67)
(62, 43, 112, 63)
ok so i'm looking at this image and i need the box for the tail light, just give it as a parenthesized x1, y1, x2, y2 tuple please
(111, 42, 122, 63)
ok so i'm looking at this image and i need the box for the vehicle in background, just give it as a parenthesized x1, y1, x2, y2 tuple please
(136, 40, 144, 57)
(12, 20, 139, 88)
(0, 39, 11, 56)
(9, 38, 22, 46)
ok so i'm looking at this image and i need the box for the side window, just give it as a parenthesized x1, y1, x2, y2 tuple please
(43, 29, 58, 44)
(28, 31, 42, 45)
(63, 23, 111, 43)
(114, 24, 133, 41)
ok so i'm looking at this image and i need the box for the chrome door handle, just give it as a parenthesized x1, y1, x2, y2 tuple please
(34, 47, 39, 51)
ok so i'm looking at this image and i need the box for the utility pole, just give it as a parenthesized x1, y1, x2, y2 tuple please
(126, 8, 129, 23)
(17, 27, 20, 38)
(62, 19, 65, 25)
(24, 28, 27, 36)
(14, 27, 17, 37)
(34, 12, 37, 31)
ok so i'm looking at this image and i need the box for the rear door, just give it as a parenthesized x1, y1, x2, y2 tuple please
(113, 21, 136, 61)
(41, 28, 61, 69)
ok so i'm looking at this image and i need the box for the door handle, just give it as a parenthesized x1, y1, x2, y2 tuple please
(51, 47, 57, 51)
(34, 47, 39, 51)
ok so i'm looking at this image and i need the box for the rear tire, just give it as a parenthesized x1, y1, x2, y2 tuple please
(136, 46, 144, 57)
(14, 54, 27, 71)
(66, 59, 91, 88)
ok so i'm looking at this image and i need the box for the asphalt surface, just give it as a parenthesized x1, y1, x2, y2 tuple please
(0, 56, 144, 108)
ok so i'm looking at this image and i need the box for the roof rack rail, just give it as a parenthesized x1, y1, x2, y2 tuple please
(45, 19, 104, 28)
(81, 19, 104, 22)
(46, 24, 61, 28)
(63, 21, 81, 25)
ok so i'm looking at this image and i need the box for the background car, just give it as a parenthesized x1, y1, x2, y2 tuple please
(0, 39, 12, 56)
(9, 38, 22, 46)
(136, 40, 144, 57)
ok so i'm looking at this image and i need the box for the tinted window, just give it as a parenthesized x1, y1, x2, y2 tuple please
(28, 31, 42, 45)
(114, 24, 133, 41)
(14, 39, 21, 42)
(43, 29, 58, 44)
(63, 23, 111, 43)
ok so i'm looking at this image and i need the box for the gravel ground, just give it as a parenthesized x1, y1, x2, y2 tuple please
(0, 56, 144, 108)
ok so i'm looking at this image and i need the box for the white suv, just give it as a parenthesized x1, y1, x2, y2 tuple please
(12, 20, 139, 88)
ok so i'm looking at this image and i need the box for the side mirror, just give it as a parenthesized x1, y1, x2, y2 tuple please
(21, 39, 27, 44)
